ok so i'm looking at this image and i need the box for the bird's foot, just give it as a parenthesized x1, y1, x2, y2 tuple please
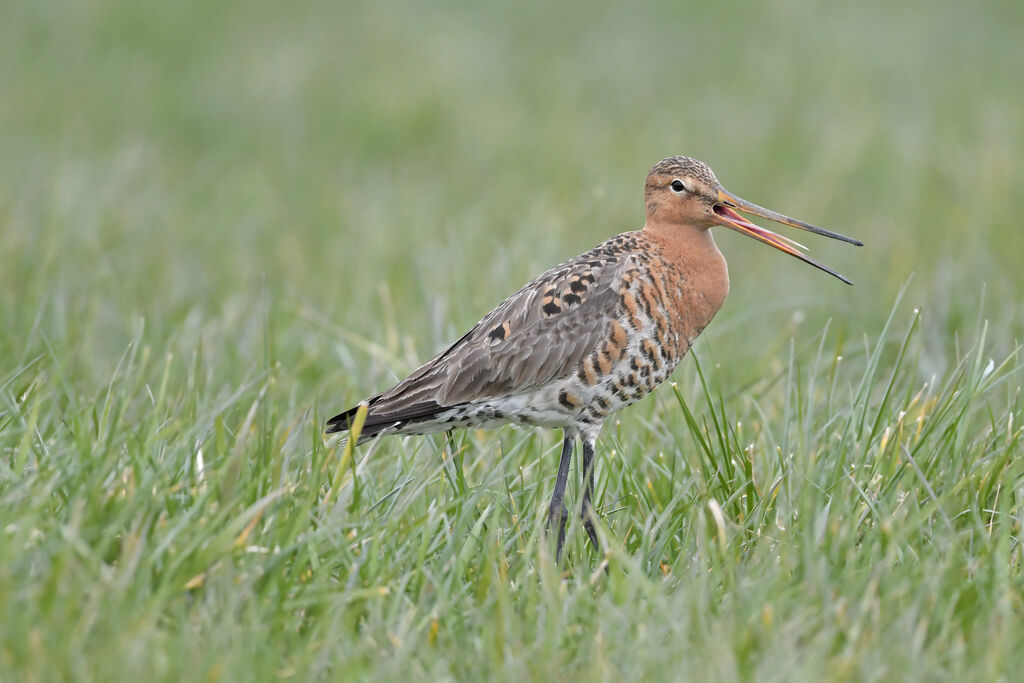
(581, 506, 600, 553)
(547, 503, 569, 560)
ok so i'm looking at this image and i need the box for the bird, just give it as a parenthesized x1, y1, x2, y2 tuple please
(327, 156, 862, 559)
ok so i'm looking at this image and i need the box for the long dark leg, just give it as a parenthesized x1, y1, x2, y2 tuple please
(547, 432, 575, 560)
(580, 436, 600, 552)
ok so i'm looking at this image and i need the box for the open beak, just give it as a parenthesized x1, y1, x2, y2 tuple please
(712, 188, 863, 285)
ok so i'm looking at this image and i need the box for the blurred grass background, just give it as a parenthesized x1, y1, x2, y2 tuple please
(1, 0, 1023, 680)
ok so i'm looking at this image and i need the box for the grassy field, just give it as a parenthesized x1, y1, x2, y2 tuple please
(2, 0, 1023, 680)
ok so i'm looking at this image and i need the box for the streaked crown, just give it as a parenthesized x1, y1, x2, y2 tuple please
(647, 156, 719, 187)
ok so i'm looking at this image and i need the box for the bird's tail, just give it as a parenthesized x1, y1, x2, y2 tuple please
(325, 395, 382, 438)
(325, 394, 457, 442)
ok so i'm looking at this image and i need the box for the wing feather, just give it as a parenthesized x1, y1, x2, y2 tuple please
(329, 232, 644, 433)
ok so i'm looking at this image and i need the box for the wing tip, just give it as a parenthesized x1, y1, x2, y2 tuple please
(325, 395, 383, 434)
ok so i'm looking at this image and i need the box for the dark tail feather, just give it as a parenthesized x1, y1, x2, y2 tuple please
(325, 395, 457, 439)
(325, 394, 382, 435)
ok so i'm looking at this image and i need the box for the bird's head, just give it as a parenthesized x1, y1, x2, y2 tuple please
(644, 155, 863, 284)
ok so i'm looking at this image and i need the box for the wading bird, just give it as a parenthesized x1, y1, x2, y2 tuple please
(327, 156, 861, 559)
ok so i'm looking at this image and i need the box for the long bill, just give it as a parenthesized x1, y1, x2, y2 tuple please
(713, 188, 863, 285)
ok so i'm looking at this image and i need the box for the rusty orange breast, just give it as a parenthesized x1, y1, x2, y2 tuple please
(639, 227, 729, 359)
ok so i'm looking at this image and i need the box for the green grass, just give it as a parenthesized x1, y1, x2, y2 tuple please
(2, 0, 1024, 680)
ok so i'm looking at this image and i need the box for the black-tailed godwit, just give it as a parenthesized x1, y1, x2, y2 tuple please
(328, 156, 862, 559)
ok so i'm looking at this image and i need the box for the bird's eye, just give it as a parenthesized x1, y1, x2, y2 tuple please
(670, 179, 686, 193)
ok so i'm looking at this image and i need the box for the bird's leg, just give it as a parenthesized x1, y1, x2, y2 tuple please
(580, 436, 600, 553)
(547, 432, 574, 560)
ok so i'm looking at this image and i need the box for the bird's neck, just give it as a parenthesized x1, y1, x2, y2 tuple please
(641, 221, 730, 326)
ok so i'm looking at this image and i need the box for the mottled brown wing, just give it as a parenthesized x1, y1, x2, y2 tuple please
(330, 233, 641, 433)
